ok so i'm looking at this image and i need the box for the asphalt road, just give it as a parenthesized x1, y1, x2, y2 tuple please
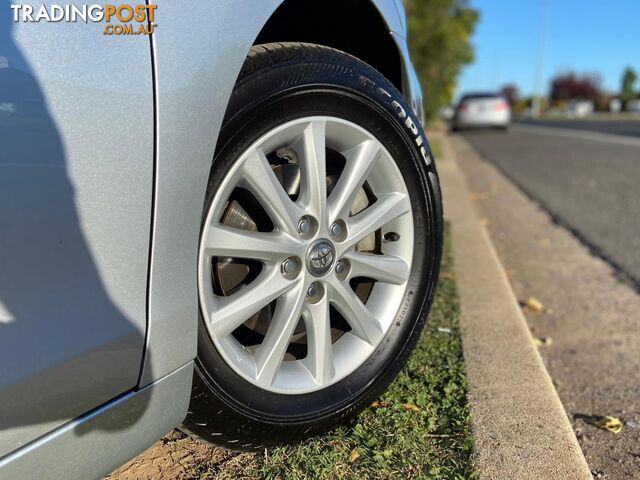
(516, 117, 640, 138)
(460, 121, 640, 285)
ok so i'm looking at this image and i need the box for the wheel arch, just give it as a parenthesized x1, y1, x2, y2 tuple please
(253, 0, 404, 93)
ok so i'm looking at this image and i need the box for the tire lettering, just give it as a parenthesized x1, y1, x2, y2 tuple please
(375, 86, 432, 164)
(391, 100, 406, 119)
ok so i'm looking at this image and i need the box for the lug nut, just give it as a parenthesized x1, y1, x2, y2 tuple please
(330, 222, 343, 237)
(335, 259, 350, 280)
(306, 284, 318, 298)
(305, 282, 324, 303)
(282, 259, 295, 273)
(298, 218, 311, 235)
(281, 257, 299, 278)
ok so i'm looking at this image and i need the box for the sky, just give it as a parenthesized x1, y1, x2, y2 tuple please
(455, 0, 640, 100)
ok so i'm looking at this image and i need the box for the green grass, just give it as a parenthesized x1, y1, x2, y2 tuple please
(256, 226, 475, 480)
(429, 137, 442, 160)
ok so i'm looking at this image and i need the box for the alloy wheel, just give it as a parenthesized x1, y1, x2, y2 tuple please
(198, 116, 414, 394)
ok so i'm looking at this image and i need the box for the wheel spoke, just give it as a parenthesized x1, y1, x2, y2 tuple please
(203, 224, 300, 263)
(328, 140, 380, 223)
(328, 279, 382, 345)
(209, 268, 296, 339)
(254, 281, 306, 387)
(344, 251, 410, 285)
(240, 148, 304, 236)
(342, 193, 410, 251)
(303, 295, 335, 385)
(296, 120, 327, 222)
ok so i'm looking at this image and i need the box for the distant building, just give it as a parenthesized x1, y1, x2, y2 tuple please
(626, 99, 640, 113)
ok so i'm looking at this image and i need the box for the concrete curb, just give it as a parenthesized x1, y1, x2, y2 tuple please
(435, 131, 592, 479)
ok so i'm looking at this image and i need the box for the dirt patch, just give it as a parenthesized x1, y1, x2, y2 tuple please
(105, 430, 257, 480)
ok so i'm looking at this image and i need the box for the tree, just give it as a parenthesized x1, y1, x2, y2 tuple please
(406, 0, 479, 121)
(549, 72, 602, 102)
(500, 84, 519, 106)
(620, 67, 638, 104)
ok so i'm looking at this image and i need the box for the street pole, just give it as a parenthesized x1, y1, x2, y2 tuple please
(532, 0, 548, 117)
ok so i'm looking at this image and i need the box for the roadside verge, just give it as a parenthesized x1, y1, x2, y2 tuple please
(434, 130, 592, 479)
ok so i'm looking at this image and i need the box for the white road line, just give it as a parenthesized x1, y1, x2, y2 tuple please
(512, 123, 640, 148)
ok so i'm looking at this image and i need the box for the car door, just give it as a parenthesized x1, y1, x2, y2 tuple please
(0, 4, 153, 456)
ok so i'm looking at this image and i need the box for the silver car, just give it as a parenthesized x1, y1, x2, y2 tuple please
(453, 92, 511, 130)
(0, 1, 442, 478)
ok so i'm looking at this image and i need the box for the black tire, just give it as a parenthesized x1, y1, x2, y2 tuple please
(183, 42, 443, 450)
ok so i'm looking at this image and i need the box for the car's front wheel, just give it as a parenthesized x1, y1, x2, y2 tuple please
(183, 43, 443, 449)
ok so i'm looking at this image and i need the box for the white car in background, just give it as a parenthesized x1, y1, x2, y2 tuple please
(452, 92, 511, 130)
(568, 99, 594, 118)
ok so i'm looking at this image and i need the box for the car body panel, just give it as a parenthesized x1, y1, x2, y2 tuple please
(0, 362, 193, 480)
(374, 0, 406, 36)
(390, 31, 425, 125)
(139, 0, 280, 387)
(0, 1, 152, 457)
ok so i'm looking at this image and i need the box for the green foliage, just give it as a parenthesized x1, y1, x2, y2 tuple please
(405, 0, 479, 120)
(620, 66, 638, 104)
(257, 226, 475, 480)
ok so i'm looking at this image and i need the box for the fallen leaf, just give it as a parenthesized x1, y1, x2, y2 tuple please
(479, 217, 489, 226)
(348, 449, 360, 462)
(595, 416, 623, 434)
(574, 413, 625, 434)
(468, 191, 490, 201)
(402, 403, 421, 412)
(533, 336, 553, 347)
(370, 400, 390, 408)
(524, 296, 544, 313)
(439, 271, 453, 279)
